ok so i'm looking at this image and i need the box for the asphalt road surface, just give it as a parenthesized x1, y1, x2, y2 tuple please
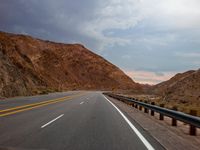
(0, 91, 164, 150)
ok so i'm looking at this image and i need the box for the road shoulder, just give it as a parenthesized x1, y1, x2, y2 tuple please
(105, 95, 200, 150)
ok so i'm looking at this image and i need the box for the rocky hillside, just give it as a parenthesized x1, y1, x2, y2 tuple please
(152, 69, 200, 103)
(0, 31, 138, 97)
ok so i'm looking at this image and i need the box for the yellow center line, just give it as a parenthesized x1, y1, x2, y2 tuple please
(0, 92, 83, 113)
(0, 96, 70, 113)
(0, 92, 86, 117)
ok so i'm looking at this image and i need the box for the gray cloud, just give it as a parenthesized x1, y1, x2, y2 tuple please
(1, 0, 200, 84)
(0, 0, 101, 49)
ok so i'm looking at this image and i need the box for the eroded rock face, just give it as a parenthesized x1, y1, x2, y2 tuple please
(0, 31, 137, 97)
(152, 69, 200, 102)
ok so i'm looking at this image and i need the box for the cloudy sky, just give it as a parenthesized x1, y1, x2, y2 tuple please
(1, 0, 200, 84)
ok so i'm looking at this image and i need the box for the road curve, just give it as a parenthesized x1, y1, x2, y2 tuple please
(0, 91, 164, 150)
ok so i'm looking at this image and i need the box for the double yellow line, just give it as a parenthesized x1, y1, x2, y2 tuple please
(0, 93, 85, 117)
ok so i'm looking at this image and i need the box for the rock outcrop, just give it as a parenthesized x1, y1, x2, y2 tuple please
(0, 31, 137, 97)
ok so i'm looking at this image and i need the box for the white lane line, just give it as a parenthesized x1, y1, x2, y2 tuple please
(41, 114, 64, 128)
(80, 101, 84, 105)
(103, 95, 155, 150)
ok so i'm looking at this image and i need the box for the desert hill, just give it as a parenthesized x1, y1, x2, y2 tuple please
(152, 69, 200, 103)
(0, 31, 138, 97)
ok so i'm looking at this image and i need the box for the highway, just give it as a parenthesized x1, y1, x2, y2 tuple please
(0, 91, 164, 150)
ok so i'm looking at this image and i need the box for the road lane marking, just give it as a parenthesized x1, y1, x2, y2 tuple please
(104, 95, 155, 150)
(0, 93, 86, 117)
(0, 98, 69, 117)
(41, 114, 64, 128)
(80, 102, 84, 105)
(0, 96, 71, 113)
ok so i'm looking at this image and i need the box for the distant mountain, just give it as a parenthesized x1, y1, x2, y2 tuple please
(0, 31, 139, 97)
(152, 69, 200, 103)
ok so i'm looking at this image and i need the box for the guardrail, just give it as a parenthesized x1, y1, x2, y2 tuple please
(104, 93, 200, 136)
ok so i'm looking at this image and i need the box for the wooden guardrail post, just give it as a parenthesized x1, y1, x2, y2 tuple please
(144, 101, 149, 113)
(105, 94, 200, 137)
(159, 104, 165, 120)
(172, 106, 178, 126)
(139, 105, 142, 111)
(134, 99, 138, 108)
(132, 103, 135, 107)
(135, 104, 138, 109)
(151, 102, 155, 116)
(189, 110, 197, 136)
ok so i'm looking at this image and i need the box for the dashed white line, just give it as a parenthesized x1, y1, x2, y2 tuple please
(80, 102, 84, 105)
(103, 95, 155, 150)
(41, 114, 64, 128)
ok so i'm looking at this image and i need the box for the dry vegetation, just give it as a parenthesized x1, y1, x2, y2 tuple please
(119, 69, 200, 117)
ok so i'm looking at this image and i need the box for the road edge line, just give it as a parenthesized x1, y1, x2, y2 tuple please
(103, 95, 155, 150)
